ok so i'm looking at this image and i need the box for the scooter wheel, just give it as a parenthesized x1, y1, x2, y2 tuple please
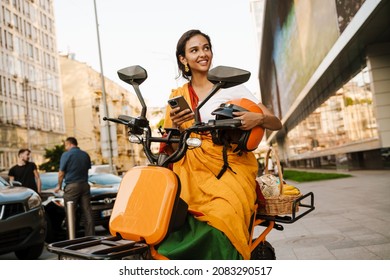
(250, 241, 276, 260)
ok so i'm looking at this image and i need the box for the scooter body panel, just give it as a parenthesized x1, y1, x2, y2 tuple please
(109, 166, 180, 245)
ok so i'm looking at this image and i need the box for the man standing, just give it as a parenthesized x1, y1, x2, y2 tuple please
(8, 149, 41, 193)
(54, 137, 95, 236)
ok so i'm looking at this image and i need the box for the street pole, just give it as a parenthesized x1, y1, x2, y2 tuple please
(93, 0, 114, 173)
(23, 78, 31, 150)
(71, 96, 76, 137)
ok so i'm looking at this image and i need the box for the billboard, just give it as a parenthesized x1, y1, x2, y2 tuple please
(261, 0, 366, 119)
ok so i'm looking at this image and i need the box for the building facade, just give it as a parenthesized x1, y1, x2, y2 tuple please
(254, 0, 390, 170)
(0, 0, 64, 170)
(59, 54, 146, 174)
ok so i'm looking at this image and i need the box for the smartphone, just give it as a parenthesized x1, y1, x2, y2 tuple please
(167, 96, 192, 113)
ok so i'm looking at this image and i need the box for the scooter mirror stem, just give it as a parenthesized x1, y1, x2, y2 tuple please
(129, 82, 147, 119)
(194, 82, 225, 125)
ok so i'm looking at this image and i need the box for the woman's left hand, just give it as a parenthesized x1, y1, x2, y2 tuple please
(233, 111, 265, 130)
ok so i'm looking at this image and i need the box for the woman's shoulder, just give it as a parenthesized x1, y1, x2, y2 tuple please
(170, 83, 189, 97)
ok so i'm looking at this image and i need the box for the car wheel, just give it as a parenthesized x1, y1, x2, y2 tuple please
(14, 242, 45, 260)
(250, 241, 276, 260)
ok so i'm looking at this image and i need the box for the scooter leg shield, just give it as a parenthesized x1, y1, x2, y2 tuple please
(109, 166, 187, 245)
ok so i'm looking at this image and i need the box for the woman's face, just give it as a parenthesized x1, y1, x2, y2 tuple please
(180, 34, 213, 74)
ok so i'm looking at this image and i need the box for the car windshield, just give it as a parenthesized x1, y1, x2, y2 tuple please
(0, 176, 9, 188)
(88, 174, 122, 185)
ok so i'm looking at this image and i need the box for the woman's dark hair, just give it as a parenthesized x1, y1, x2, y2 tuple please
(175, 29, 212, 81)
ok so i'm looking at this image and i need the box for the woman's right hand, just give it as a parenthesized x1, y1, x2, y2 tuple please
(169, 107, 194, 129)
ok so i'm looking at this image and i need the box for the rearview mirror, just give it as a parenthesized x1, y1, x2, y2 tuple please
(117, 65, 148, 86)
(207, 66, 250, 88)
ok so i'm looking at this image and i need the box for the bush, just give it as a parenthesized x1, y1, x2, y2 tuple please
(283, 169, 352, 182)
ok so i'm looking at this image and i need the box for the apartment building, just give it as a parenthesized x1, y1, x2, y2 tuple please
(59, 54, 146, 174)
(0, 0, 64, 170)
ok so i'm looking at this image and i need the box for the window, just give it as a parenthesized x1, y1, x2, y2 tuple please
(0, 101, 4, 121)
(13, 13, 19, 31)
(6, 31, 14, 51)
(5, 9, 12, 27)
(27, 42, 34, 58)
(25, 22, 32, 38)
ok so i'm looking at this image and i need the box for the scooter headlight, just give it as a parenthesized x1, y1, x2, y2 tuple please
(186, 137, 202, 147)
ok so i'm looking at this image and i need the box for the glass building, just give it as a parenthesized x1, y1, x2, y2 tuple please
(253, 0, 390, 170)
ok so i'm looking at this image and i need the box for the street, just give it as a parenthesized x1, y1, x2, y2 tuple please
(0, 226, 109, 260)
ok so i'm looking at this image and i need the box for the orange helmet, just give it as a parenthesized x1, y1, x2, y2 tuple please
(211, 98, 265, 151)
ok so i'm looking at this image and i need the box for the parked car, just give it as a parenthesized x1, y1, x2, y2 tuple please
(0, 176, 46, 259)
(89, 164, 118, 175)
(40, 172, 121, 242)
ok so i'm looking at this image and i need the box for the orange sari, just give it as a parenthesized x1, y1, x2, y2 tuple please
(163, 83, 258, 260)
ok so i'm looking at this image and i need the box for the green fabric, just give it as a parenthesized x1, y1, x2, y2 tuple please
(157, 215, 243, 260)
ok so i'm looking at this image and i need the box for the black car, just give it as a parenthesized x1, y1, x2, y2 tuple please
(0, 176, 46, 259)
(40, 172, 120, 242)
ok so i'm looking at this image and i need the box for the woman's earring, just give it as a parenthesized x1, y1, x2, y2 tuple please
(184, 64, 189, 73)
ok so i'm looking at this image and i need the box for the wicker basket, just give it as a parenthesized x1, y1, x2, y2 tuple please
(257, 147, 301, 216)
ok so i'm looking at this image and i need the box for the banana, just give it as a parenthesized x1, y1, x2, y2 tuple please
(283, 184, 296, 190)
(282, 184, 301, 195)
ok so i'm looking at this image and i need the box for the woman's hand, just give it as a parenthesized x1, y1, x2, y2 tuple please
(233, 111, 264, 130)
(170, 107, 195, 128)
(233, 111, 282, 131)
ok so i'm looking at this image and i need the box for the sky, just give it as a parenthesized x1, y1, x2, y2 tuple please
(53, 0, 261, 107)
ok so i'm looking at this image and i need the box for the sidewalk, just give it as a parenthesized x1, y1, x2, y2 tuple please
(256, 169, 390, 259)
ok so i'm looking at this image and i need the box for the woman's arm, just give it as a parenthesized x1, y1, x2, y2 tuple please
(233, 103, 282, 131)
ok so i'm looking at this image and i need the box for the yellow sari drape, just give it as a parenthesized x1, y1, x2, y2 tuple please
(164, 83, 258, 260)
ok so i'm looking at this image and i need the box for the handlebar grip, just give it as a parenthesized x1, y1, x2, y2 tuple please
(103, 116, 127, 125)
(206, 118, 242, 128)
(118, 115, 132, 122)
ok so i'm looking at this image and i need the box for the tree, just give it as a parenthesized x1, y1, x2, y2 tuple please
(39, 144, 65, 172)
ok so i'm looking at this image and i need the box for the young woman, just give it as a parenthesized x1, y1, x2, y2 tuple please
(158, 29, 282, 260)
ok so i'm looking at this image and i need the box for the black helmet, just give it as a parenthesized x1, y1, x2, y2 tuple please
(211, 98, 265, 152)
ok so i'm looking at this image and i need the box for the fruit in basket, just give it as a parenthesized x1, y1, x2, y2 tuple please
(282, 184, 300, 195)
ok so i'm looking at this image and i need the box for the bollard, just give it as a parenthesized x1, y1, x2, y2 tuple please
(66, 201, 76, 240)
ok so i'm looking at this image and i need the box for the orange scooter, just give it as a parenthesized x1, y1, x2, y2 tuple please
(47, 65, 314, 260)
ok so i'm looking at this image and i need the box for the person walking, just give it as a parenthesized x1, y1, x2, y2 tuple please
(8, 148, 41, 194)
(54, 137, 95, 236)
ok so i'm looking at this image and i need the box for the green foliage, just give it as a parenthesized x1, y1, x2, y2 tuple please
(283, 169, 352, 182)
(344, 96, 354, 106)
(39, 144, 65, 172)
(156, 118, 165, 129)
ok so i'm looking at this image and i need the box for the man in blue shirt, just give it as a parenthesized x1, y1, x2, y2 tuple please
(55, 137, 95, 236)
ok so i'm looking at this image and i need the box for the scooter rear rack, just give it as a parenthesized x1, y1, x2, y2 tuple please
(256, 191, 315, 224)
(47, 235, 148, 260)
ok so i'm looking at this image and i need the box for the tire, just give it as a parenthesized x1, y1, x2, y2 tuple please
(15, 242, 45, 260)
(251, 241, 276, 260)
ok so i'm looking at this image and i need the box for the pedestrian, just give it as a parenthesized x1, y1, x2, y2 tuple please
(157, 29, 282, 259)
(8, 148, 41, 193)
(54, 137, 95, 236)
